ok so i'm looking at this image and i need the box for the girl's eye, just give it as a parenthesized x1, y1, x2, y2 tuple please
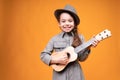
(61, 20, 65, 23)
(68, 20, 73, 22)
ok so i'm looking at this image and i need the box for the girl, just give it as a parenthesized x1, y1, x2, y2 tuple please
(40, 5, 99, 80)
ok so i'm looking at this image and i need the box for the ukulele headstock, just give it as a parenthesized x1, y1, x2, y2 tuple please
(95, 29, 111, 41)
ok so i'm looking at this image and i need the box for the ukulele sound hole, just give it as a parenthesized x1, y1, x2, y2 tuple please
(67, 53, 70, 58)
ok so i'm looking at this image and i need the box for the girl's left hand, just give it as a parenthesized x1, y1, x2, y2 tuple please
(91, 37, 99, 47)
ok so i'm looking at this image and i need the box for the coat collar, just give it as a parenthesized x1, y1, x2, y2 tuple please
(61, 31, 74, 38)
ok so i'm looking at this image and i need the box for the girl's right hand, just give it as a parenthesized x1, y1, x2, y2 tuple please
(51, 53, 69, 65)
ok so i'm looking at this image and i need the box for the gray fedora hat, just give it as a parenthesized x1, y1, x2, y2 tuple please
(54, 4, 80, 25)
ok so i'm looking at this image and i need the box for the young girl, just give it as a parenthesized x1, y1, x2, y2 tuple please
(40, 5, 99, 80)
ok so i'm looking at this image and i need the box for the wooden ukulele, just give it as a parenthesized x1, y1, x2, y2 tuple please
(51, 29, 111, 72)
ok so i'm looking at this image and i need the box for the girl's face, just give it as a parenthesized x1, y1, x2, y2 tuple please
(59, 12, 75, 33)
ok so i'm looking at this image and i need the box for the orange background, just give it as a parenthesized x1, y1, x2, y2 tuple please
(0, 0, 120, 80)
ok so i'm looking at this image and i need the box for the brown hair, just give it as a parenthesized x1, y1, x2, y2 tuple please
(71, 26, 82, 48)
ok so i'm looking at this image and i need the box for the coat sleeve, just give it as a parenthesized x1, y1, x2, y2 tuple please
(77, 35, 91, 62)
(40, 38, 54, 66)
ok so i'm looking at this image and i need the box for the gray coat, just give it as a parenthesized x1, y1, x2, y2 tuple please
(40, 32, 90, 80)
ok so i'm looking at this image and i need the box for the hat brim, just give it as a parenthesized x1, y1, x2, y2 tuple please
(54, 9, 80, 25)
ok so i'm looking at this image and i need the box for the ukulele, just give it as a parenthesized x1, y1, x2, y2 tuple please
(51, 29, 111, 72)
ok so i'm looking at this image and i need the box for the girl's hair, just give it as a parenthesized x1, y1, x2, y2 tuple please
(71, 26, 82, 48)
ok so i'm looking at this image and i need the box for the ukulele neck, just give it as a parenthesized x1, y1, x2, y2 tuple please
(74, 38, 94, 53)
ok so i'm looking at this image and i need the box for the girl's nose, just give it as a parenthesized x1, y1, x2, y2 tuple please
(65, 21, 69, 25)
